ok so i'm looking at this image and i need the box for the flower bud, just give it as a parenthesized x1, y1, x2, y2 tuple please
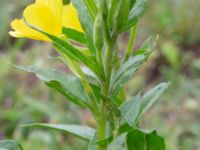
(93, 14, 104, 50)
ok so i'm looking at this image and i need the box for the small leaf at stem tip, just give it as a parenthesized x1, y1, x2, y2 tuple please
(135, 35, 159, 58)
(121, 0, 147, 32)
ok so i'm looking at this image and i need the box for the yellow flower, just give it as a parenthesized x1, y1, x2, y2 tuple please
(9, 0, 83, 41)
(62, 4, 84, 33)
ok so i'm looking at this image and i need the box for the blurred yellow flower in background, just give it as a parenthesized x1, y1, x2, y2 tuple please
(9, 0, 83, 41)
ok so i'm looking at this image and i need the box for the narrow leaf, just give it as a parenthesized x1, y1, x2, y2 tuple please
(108, 133, 127, 150)
(15, 65, 90, 107)
(135, 35, 159, 60)
(71, 0, 93, 35)
(128, 0, 137, 9)
(110, 55, 145, 96)
(119, 94, 142, 127)
(139, 82, 170, 118)
(122, 0, 147, 31)
(22, 123, 95, 141)
(0, 140, 23, 150)
(83, 0, 97, 21)
(88, 133, 98, 150)
(23, 20, 101, 78)
(62, 27, 86, 44)
(47, 33, 101, 78)
(71, 0, 97, 55)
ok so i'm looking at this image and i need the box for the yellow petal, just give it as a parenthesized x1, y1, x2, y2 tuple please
(10, 19, 50, 41)
(23, 4, 62, 37)
(62, 4, 84, 32)
(35, 0, 63, 26)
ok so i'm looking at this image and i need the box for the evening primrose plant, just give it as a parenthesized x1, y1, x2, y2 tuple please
(1, 0, 169, 149)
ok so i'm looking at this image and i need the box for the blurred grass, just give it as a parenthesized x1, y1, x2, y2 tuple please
(0, 0, 200, 150)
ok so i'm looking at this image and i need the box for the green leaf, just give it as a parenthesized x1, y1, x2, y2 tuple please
(119, 94, 142, 127)
(23, 19, 101, 79)
(15, 65, 91, 108)
(48, 34, 101, 78)
(119, 83, 169, 126)
(122, 0, 147, 31)
(110, 55, 145, 96)
(88, 133, 98, 150)
(140, 35, 159, 53)
(95, 136, 113, 147)
(52, 40, 101, 79)
(62, 0, 70, 5)
(139, 82, 170, 118)
(0, 140, 23, 150)
(108, 133, 127, 150)
(71, 0, 93, 35)
(118, 0, 130, 31)
(118, 123, 133, 134)
(22, 123, 95, 141)
(111, 96, 124, 107)
(135, 35, 159, 60)
(127, 129, 165, 150)
(71, 0, 97, 55)
(83, 0, 97, 21)
(128, 0, 137, 9)
(62, 27, 86, 44)
(71, 0, 97, 53)
(109, 0, 130, 32)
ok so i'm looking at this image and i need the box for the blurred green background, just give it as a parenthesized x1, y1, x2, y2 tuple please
(0, 0, 200, 149)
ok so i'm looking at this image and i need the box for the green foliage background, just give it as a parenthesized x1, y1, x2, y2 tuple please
(0, 0, 200, 149)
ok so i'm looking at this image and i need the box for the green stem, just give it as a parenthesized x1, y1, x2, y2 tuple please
(97, 48, 104, 72)
(97, 34, 118, 150)
(97, 102, 106, 150)
(124, 25, 137, 62)
(96, 1, 119, 149)
(105, 34, 118, 87)
(56, 50, 99, 116)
